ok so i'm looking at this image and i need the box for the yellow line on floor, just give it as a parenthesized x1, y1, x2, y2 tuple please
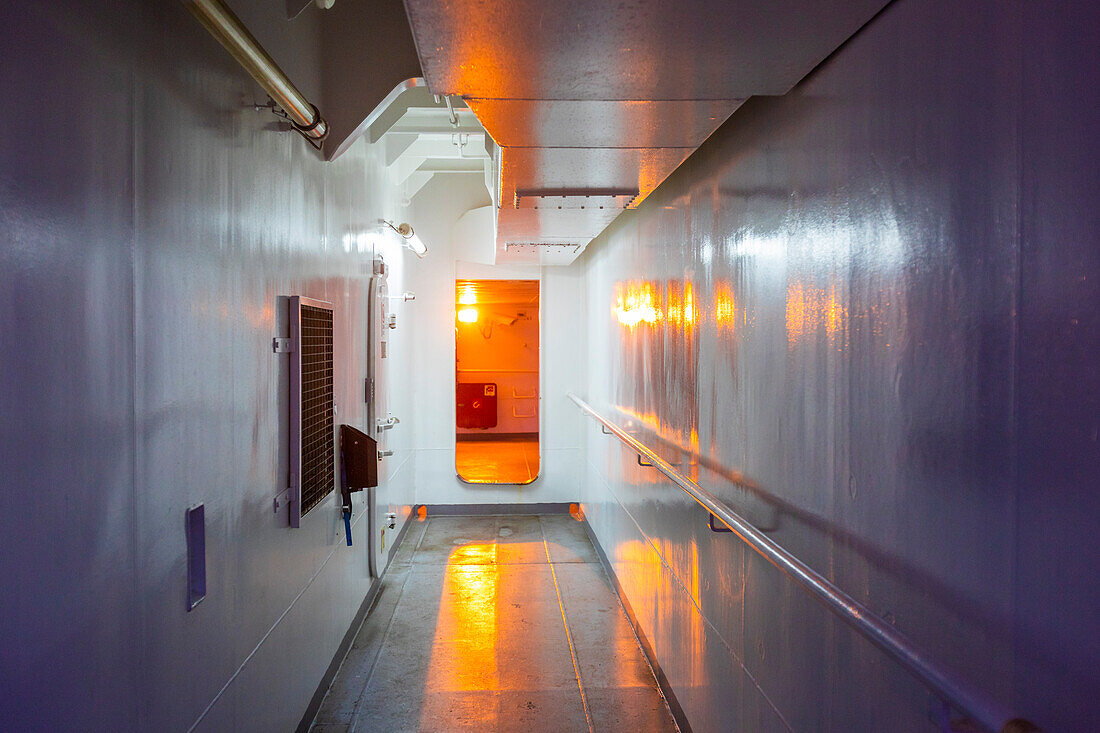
(541, 520, 594, 733)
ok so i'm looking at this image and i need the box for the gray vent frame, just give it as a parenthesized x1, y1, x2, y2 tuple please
(289, 295, 336, 528)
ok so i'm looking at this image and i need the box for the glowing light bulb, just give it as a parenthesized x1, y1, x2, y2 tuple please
(457, 307, 478, 323)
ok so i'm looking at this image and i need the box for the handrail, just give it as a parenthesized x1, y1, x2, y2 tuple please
(568, 392, 1013, 732)
(184, 0, 328, 147)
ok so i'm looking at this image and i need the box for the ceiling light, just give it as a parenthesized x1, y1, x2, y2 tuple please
(457, 307, 478, 323)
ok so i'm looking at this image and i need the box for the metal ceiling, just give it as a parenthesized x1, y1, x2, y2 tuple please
(318, 0, 423, 159)
(402, 0, 890, 264)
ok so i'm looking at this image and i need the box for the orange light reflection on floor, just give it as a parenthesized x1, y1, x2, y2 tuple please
(421, 541, 552, 706)
(425, 546, 500, 695)
(456, 440, 539, 484)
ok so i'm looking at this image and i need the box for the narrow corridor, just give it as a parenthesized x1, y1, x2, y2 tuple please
(5, 1, 1096, 729)
(311, 514, 678, 732)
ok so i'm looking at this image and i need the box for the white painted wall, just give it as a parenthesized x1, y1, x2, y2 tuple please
(0, 3, 425, 729)
(393, 175, 588, 505)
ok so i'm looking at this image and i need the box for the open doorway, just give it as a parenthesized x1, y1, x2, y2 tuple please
(455, 279, 539, 484)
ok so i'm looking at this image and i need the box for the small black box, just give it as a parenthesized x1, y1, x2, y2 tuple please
(340, 424, 378, 490)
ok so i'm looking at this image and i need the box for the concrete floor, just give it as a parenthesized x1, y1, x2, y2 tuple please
(455, 440, 541, 484)
(311, 513, 678, 733)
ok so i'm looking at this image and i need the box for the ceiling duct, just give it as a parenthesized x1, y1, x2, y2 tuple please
(402, 0, 891, 259)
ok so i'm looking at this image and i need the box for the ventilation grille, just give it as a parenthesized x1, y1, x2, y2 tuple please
(512, 188, 638, 210)
(505, 242, 582, 255)
(290, 297, 335, 526)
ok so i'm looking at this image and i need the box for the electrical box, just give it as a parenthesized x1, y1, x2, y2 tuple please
(340, 424, 378, 489)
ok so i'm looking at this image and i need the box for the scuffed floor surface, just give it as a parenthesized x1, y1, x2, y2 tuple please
(311, 514, 678, 733)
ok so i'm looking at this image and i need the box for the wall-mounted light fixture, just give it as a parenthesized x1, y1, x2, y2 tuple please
(381, 220, 428, 258)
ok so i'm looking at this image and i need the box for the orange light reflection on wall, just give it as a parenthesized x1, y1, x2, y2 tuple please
(666, 281, 683, 329)
(825, 284, 846, 336)
(614, 281, 660, 327)
(715, 282, 737, 332)
(617, 406, 697, 482)
(689, 541, 705, 686)
(619, 406, 664, 438)
(786, 283, 807, 344)
(614, 539, 707, 689)
(614, 541, 662, 687)
(451, 34, 509, 98)
(659, 280, 696, 332)
(616, 279, 741, 334)
(786, 282, 848, 346)
(683, 281, 696, 329)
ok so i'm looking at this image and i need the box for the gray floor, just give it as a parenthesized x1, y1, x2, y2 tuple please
(311, 514, 678, 733)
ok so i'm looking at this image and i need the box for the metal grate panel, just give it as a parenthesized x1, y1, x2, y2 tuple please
(289, 297, 335, 526)
(299, 304, 334, 515)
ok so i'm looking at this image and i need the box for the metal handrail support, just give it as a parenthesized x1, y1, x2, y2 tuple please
(568, 392, 1013, 732)
(184, 0, 328, 147)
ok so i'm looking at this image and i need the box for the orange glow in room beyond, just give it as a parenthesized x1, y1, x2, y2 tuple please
(455, 279, 540, 484)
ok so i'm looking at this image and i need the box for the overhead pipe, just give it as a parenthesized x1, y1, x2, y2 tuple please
(183, 0, 328, 148)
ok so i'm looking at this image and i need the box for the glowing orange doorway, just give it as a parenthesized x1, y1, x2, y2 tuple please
(455, 280, 539, 484)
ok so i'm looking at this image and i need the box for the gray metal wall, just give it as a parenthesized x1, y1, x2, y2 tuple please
(0, 2, 413, 730)
(579, 0, 1098, 730)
